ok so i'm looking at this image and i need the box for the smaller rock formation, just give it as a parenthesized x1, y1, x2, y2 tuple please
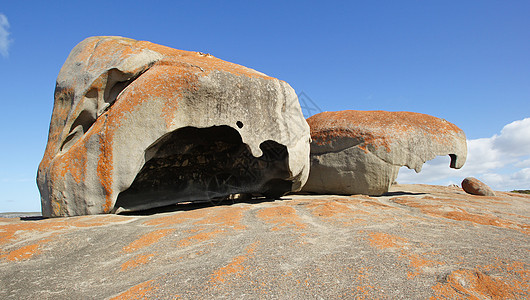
(301, 110, 467, 196)
(462, 177, 495, 196)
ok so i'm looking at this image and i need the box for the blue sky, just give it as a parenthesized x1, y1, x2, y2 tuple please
(1, 1, 529, 212)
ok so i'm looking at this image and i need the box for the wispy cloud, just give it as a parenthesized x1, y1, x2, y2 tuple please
(0, 13, 11, 57)
(397, 117, 530, 191)
(1, 177, 33, 183)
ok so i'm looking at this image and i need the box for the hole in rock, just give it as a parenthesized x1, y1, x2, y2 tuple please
(236, 121, 243, 128)
(70, 109, 97, 134)
(60, 109, 97, 151)
(115, 126, 292, 212)
(59, 68, 141, 152)
(104, 68, 136, 108)
(448, 154, 458, 168)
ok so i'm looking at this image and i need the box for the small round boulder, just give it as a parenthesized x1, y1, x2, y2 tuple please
(461, 177, 496, 196)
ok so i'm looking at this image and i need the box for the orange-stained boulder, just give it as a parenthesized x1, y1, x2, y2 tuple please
(301, 110, 467, 195)
(462, 177, 495, 196)
(37, 36, 310, 217)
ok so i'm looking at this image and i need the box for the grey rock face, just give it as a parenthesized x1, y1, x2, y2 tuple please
(462, 177, 496, 196)
(37, 36, 310, 217)
(301, 110, 467, 195)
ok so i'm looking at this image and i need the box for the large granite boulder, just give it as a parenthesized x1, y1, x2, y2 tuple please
(37, 36, 310, 217)
(462, 177, 495, 196)
(301, 110, 467, 195)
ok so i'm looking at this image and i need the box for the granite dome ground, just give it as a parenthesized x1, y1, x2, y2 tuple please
(1, 184, 528, 299)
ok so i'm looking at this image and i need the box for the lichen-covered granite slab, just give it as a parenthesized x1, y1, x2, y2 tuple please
(1, 184, 528, 299)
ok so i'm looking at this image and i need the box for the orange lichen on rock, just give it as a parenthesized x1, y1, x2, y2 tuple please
(66, 215, 129, 227)
(110, 279, 158, 300)
(256, 206, 307, 231)
(336, 266, 383, 299)
(367, 232, 406, 250)
(366, 231, 441, 279)
(122, 229, 175, 253)
(406, 253, 442, 279)
(135, 41, 273, 81)
(147, 205, 247, 226)
(144, 207, 248, 248)
(54, 140, 88, 185)
(0, 220, 81, 261)
(303, 198, 370, 226)
(393, 196, 529, 234)
(308, 200, 354, 218)
(0, 215, 127, 250)
(307, 110, 463, 150)
(0, 220, 66, 246)
(210, 241, 260, 284)
(97, 123, 114, 213)
(120, 253, 155, 272)
(192, 206, 247, 231)
(358, 198, 394, 209)
(143, 209, 209, 227)
(472, 260, 530, 295)
(111, 63, 198, 128)
(431, 269, 524, 299)
(0, 239, 50, 261)
(176, 229, 224, 247)
(179, 207, 248, 247)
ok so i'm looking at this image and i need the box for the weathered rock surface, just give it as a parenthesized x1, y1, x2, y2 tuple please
(301, 110, 467, 195)
(462, 177, 496, 196)
(37, 36, 310, 217)
(1, 184, 528, 299)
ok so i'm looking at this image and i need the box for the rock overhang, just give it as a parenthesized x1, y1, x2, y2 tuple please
(302, 110, 467, 195)
(307, 110, 467, 170)
(37, 36, 311, 217)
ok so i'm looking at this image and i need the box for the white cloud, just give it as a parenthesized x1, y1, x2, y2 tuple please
(515, 158, 530, 168)
(397, 117, 530, 191)
(1, 177, 33, 183)
(0, 13, 11, 57)
(494, 118, 530, 157)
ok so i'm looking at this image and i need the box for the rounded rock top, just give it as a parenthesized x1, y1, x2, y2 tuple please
(307, 110, 465, 148)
